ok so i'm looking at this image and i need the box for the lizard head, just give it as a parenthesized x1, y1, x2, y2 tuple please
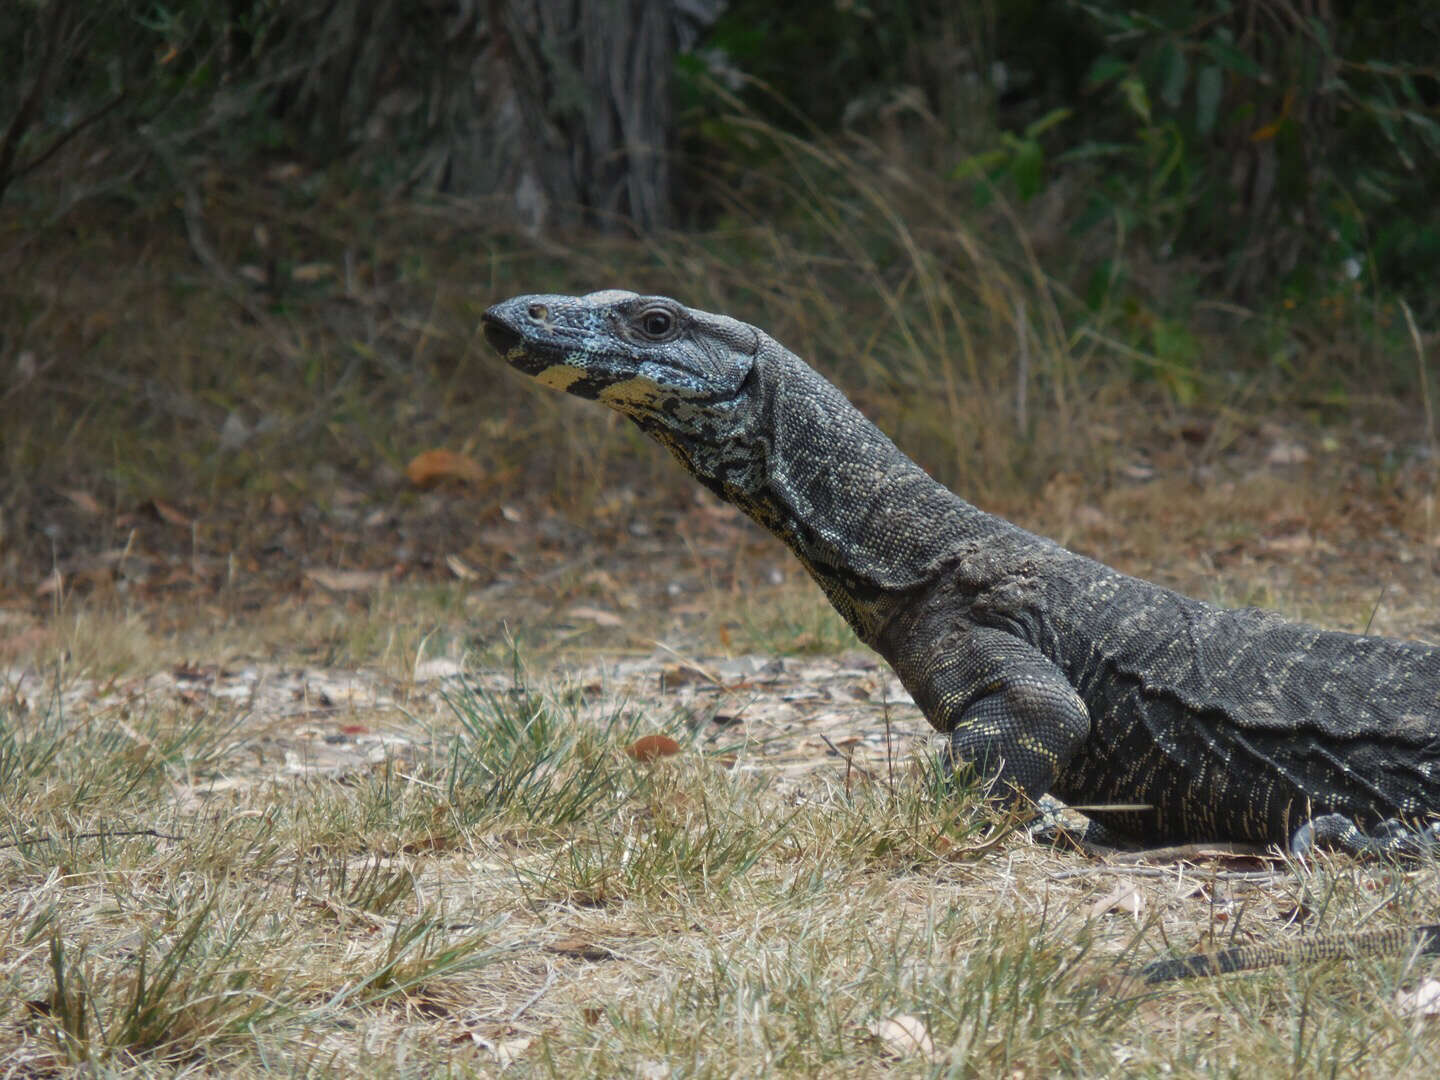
(481, 290, 760, 427)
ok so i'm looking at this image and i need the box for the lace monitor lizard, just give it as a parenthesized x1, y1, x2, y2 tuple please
(482, 290, 1440, 859)
(1138, 923, 1440, 984)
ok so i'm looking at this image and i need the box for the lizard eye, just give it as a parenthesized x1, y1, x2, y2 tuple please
(636, 307, 676, 340)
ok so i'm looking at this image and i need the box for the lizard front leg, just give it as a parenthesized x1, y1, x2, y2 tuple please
(892, 625, 1091, 803)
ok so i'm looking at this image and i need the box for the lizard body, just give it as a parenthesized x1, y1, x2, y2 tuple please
(482, 290, 1440, 855)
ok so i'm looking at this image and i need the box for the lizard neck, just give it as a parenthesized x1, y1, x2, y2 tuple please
(637, 337, 995, 642)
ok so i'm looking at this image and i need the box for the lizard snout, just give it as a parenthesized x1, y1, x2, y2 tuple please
(481, 311, 521, 354)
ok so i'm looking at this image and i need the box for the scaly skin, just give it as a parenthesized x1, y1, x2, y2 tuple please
(1140, 924, 1440, 984)
(481, 290, 1440, 854)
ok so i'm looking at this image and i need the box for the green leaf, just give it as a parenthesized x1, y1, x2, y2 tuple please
(1024, 107, 1072, 139)
(1402, 111, 1440, 153)
(1085, 55, 1130, 91)
(1119, 76, 1151, 123)
(947, 149, 1010, 181)
(1055, 141, 1134, 163)
(1085, 258, 1125, 310)
(1010, 138, 1045, 201)
(1202, 38, 1264, 79)
(1195, 65, 1223, 135)
(1159, 41, 1188, 109)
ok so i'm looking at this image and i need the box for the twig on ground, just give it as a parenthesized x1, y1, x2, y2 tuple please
(0, 828, 184, 851)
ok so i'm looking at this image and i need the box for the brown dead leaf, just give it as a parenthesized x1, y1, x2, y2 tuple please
(661, 663, 713, 688)
(34, 569, 62, 597)
(868, 1014, 936, 1060)
(148, 497, 192, 528)
(265, 162, 304, 183)
(291, 262, 335, 283)
(405, 449, 484, 489)
(545, 936, 614, 961)
(567, 606, 623, 628)
(626, 734, 681, 762)
(304, 568, 388, 592)
(1262, 531, 1313, 554)
(445, 553, 480, 580)
(1090, 884, 1146, 919)
(64, 489, 103, 515)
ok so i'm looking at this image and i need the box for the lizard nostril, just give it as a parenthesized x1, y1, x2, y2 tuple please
(527, 303, 549, 321)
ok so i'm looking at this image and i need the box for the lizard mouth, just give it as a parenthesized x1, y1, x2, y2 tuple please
(481, 310, 577, 377)
(481, 314, 521, 355)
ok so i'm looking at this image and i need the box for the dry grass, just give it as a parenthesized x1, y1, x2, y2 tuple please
(3, 114, 1440, 1075)
(3, 648, 1440, 1076)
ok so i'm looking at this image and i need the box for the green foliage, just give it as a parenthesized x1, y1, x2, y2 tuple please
(1057, 2, 1440, 307)
(0, 1, 489, 205)
(950, 108, 1072, 203)
(0, 1, 290, 202)
(39, 894, 287, 1066)
(695, 0, 945, 130)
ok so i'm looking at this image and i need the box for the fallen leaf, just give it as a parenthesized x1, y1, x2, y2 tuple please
(148, 497, 192, 528)
(661, 663, 711, 688)
(468, 1033, 533, 1066)
(291, 262, 335, 283)
(869, 1013, 936, 1060)
(34, 569, 62, 597)
(1266, 441, 1310, 466)
(567, 606, 623, 628)
(405, 449, 484, 489)
(265, 162, 304, 183)
(64, 489, 103, 515)
(545, 936, 614, 961)
(445, 553, 480, 580)
(304, 568, 388, 592)
(1396, 978, 1440, 1018)
(626, 734, 681, 762)
(1263, 532, 1312, 554)
(1090, 884, 1145, 919)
